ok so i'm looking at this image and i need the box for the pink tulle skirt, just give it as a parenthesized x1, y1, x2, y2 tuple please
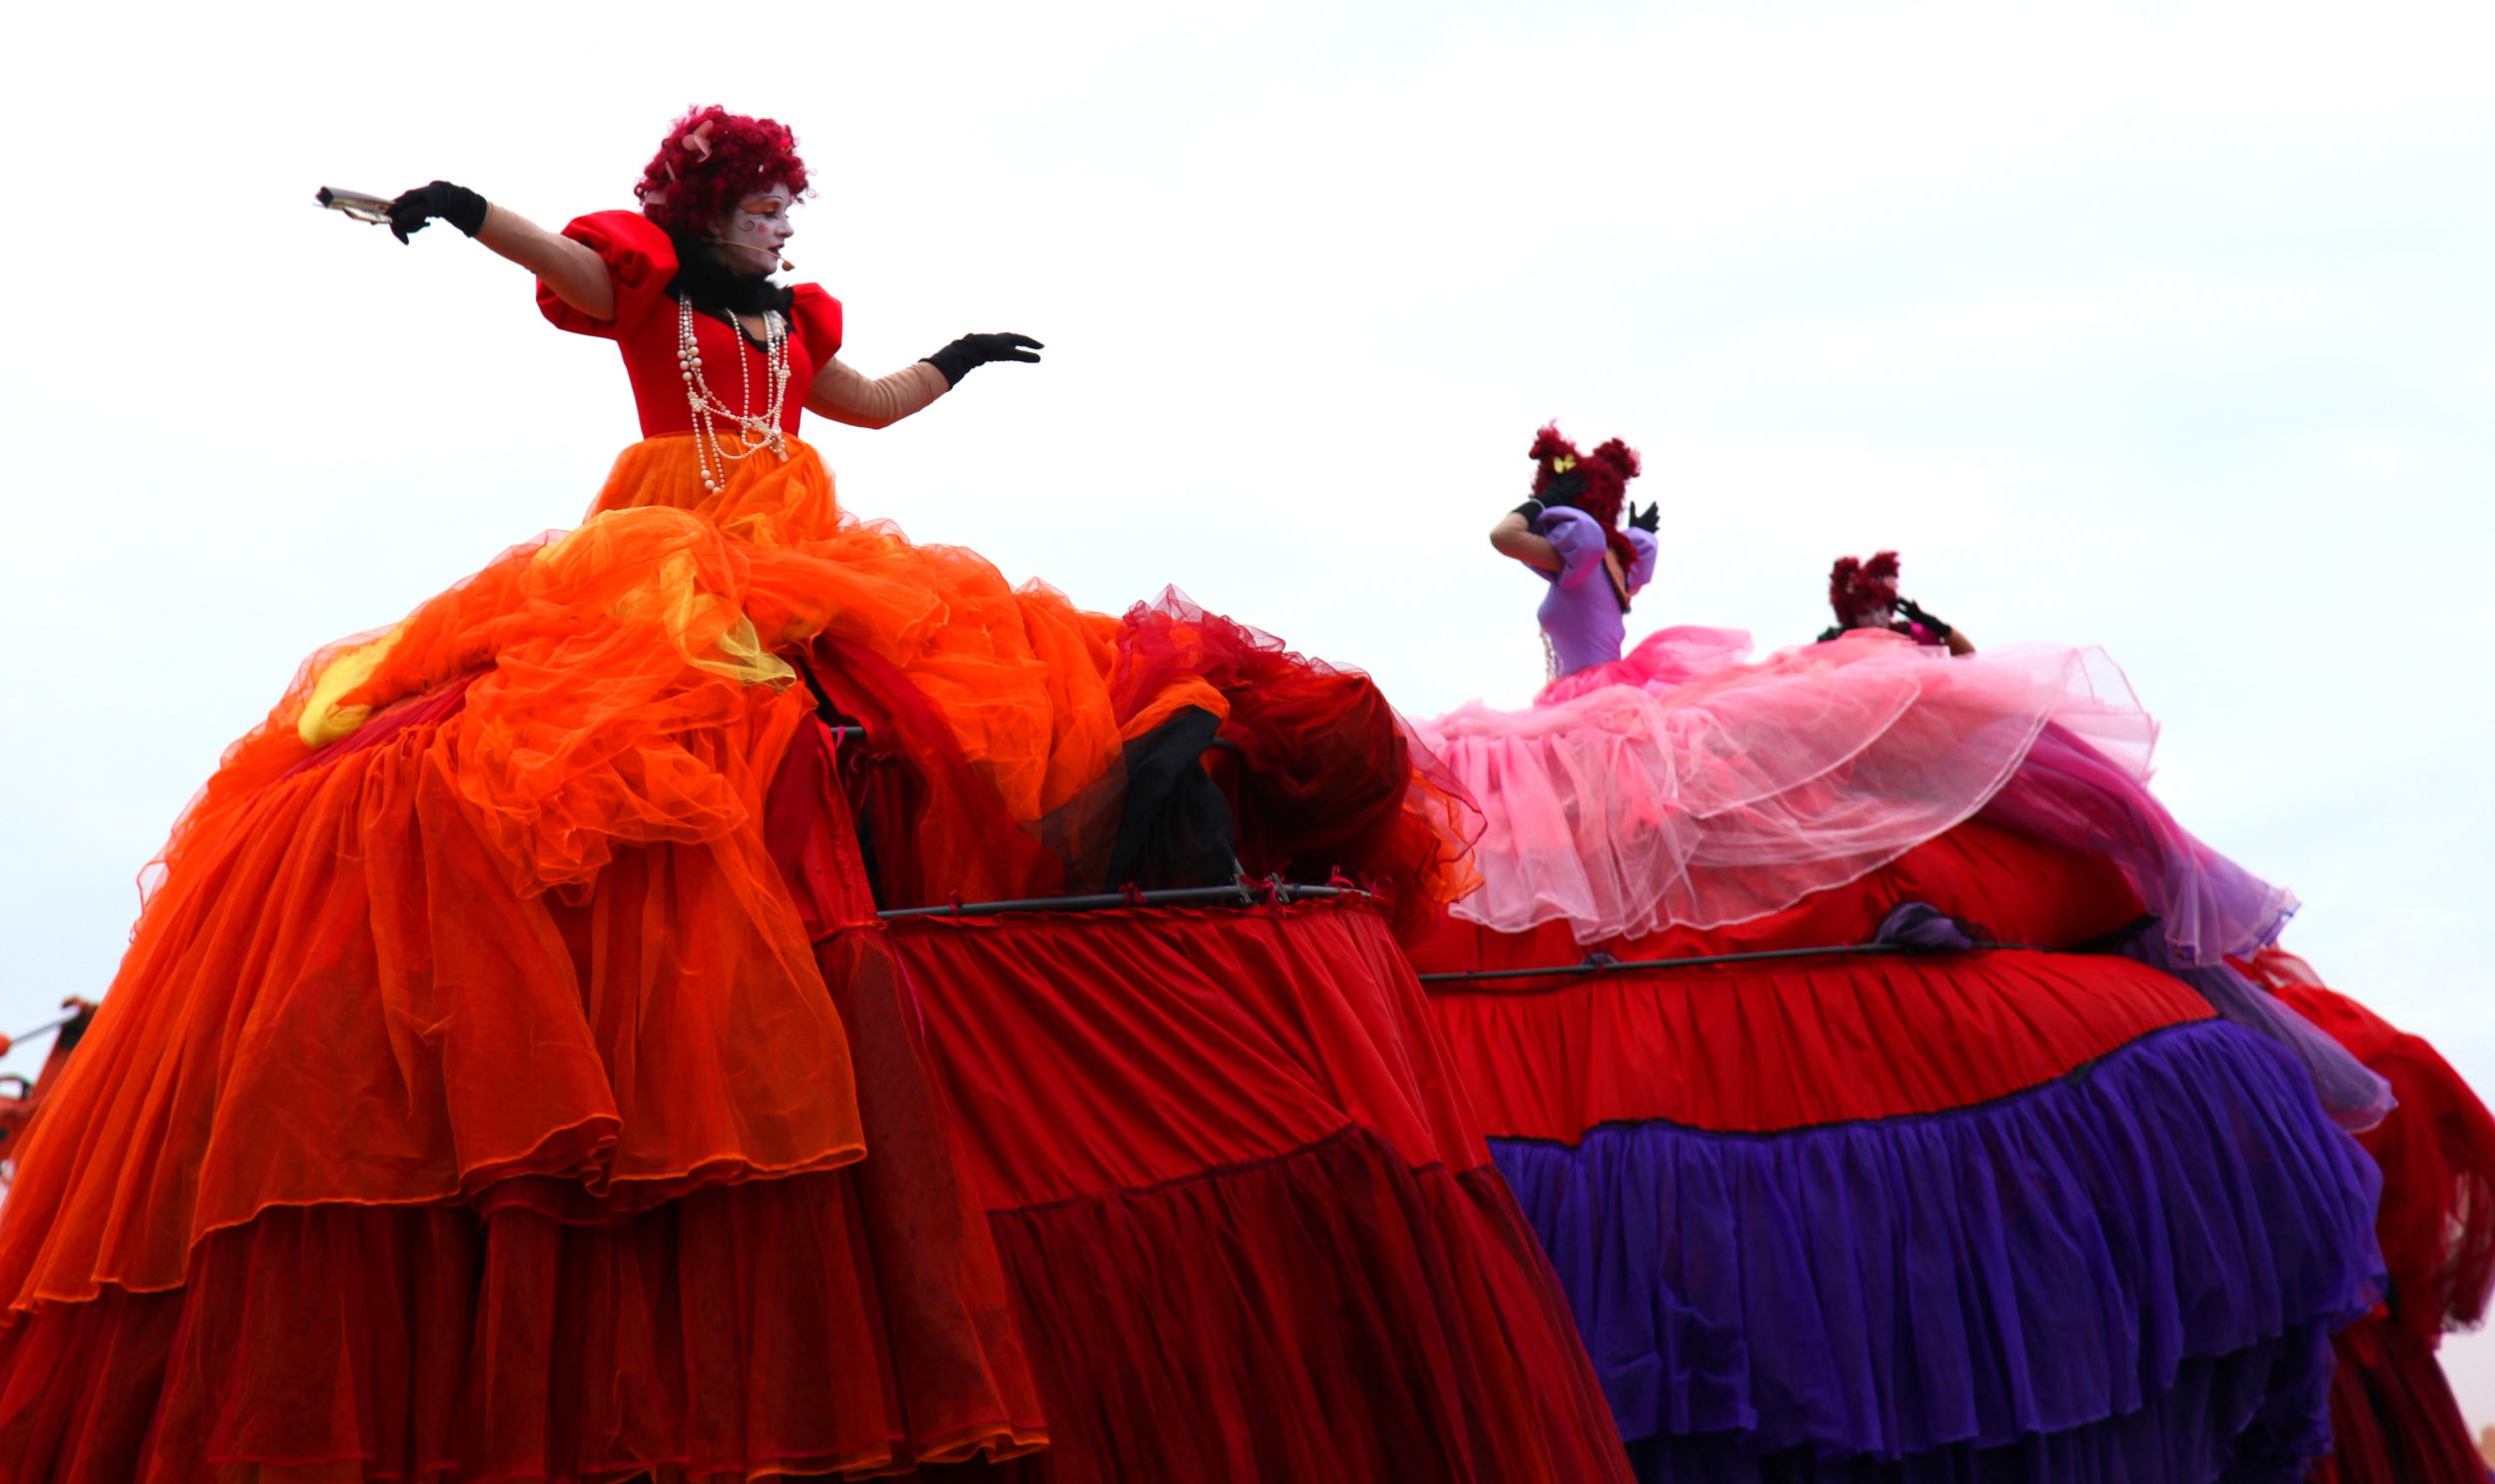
(1417, 629, 2159, 943)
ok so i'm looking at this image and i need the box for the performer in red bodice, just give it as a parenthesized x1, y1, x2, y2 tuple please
(0, 108, 1614, 1483)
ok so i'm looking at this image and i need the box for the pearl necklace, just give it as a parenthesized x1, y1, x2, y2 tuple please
(676, 294, 792, 496)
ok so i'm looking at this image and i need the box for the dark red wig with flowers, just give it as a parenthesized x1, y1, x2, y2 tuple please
(633, 105, 811, 236)
(1529, 424, 1645, 601)
(1828, 551, 1902, 627)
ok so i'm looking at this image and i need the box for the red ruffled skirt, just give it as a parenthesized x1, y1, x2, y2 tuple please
(1409, 821, 2386, 1481)
(0, 680, 1050, 1481)
(0, 439, 1605, 1480)
(0, 439, 1195, 1478)
(873, 892, 1630, 1483)
(2246, 952, 2495, 1484)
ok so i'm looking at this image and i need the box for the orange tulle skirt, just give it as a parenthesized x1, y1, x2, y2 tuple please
(154, 436, 1226, 908)
(0, 435, 1254, 1478)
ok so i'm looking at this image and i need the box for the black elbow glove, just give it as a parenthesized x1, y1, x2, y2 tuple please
(385, 181, 489, 244)
(1511, 499, 1547, 523)
(922, 332, 1045, 387)
(1896, 597, 1953, 640)
(1628, 501, 1661, 534)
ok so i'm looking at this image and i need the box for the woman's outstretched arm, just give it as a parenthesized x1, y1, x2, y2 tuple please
(806, 355, 950, 430)
(385, 182, 613, 319)
(806, 332, 1043, 430)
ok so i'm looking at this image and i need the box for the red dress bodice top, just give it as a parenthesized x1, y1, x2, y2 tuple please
(537, 210, 843, 440)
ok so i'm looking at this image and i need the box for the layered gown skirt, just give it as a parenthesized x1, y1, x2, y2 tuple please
(0, 437, 1618, 1482)
(1411, 632, 2389, 1483)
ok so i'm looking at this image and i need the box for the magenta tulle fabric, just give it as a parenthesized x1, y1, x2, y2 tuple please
(1418, 630, 2156, 944)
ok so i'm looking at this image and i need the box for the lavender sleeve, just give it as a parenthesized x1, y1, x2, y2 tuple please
(1624, 529, 1659, 596)
(1538, 508, 1608, 591)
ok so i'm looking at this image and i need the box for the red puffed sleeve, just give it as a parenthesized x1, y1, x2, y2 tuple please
(536, 210, 679, 339)
(787, 284, 845, 366)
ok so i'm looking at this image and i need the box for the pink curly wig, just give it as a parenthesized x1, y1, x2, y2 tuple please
(633, 105, 811, 236)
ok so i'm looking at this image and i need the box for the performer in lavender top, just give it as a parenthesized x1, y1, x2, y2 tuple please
(1487, 425, 1661, 680)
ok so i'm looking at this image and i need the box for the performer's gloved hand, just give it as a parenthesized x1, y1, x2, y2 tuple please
(922, 332, 1045, 387)
(1511, 499, 1547, 523)
(385, 181, 489, 244)
(1896, 597, 1953, 640)
(1627, 501, 1661, 534)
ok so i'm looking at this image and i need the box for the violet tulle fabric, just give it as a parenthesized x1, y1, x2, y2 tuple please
(1982, 724, 2295, 966)
(1627, 1335, 2342, 1484)
(1491, 1019, 2384, 1483)
(1982, 731, 2389, 1129)
(1417, 631, 2156, 945)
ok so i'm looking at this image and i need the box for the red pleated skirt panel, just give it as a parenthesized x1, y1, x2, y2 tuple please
(2308, 1313, 2487, 1484)
(884, 898, 1634, 1484)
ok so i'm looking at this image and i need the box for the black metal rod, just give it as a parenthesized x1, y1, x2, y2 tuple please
(3, 1010, 84, 1050)
(878, 881, 1367, 921)
(1415, 938, 2046, 985)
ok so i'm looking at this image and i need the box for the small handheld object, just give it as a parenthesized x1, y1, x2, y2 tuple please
(315, 187, 396, 226)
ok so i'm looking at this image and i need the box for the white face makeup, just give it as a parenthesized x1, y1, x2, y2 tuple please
(713, 182, 795, 274)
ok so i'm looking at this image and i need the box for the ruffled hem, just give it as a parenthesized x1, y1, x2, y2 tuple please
(965, 1129, 1630, 1483)
(1624, 1326, 2338, 1484)
(1428, 946, 2213, 1138)
(2313, 1312, 2488, 1484)
(886, 898, 1634, 1480)
(0, 687, 864, 1309)
(1418, 635, 2156, 944)
(0, 1178, 1048, 1483)
(1488, 1019, 2382, 1465)
(2247, 951, 2495, 1334)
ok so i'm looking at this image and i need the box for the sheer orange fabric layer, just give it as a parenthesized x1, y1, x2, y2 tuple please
(144, 435, 1225, 911)
(0, 434, 1254, 1477)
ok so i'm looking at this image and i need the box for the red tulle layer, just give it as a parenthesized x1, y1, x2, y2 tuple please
(1409, 815, 2205, 1138)
(2312, 1312, 2488, 1484)
(1403, 814, 2151, 984)
(790, 591, 1482, 917)
(0, 1182, 1045, 1483)
(1430, 948, 2212, 1141)
(885, 899, 1633, 1481)
(2235, 952, 2495, 1484)
(2246, 952, 2495, 1343)
(1110, 593, 1482, 923)
(961, 1135, 1629, 1484)
(0, 686, 860, 1310)
(0, 691, 1044, 1477)
(886, 899, 1484, 1207)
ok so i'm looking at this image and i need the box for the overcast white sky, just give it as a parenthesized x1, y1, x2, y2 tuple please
(4, 0, 2492, 1436)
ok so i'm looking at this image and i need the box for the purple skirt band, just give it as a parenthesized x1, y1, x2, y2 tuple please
(1491, 1019, 2382, 1482)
